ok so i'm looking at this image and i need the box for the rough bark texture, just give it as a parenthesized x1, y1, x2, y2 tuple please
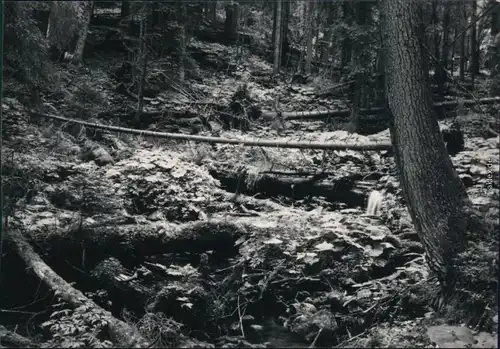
(72, 1, 93, 63)
(305, 0, 315, 74)
(380, 0, 473, 299)
(273, 0, 282, 77)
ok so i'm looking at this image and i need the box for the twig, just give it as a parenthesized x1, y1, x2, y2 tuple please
(309, 328, 323, 348)
(237, 295, 245, 338)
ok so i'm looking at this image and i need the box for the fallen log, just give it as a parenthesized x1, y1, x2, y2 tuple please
(29, 111, 392, 151)
(209, 168, 366, 207)
(6, 227, 150, 348)
(260, 96, 500, 121)
(0, 325, 38, 348)
(29, 220, 248, 269)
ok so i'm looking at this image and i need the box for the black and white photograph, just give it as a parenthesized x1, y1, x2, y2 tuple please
(1, 0, 499, 347)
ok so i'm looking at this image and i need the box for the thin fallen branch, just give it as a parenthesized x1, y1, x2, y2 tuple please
(29, 111, 392, 151)
(6, 227, 149, 348)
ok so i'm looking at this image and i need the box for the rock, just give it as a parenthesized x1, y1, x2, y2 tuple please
(82, 141, 114, 166)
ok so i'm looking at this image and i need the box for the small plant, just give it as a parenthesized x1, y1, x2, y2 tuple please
(42, 302, 112, 348)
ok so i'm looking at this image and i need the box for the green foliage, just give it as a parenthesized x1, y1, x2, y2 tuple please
(3, 2, 54, 89)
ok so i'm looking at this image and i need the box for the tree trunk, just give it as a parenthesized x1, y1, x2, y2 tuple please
(151, 2, 159, 28)
(349, 1, 370, 133)
(437, 4, 450, 99)
(431, 1, 440, 67)
(135, 15, 148, 123)
(341, 1, 352, 69)
(489, 0, 500, 95)
(224, 1, 239, 42)
(179, 3, 187, 83)
(72, 0, 93, 63)
(459, 2, 466, 81)
(380, 0, 474, 303)
(273, 0, 283, 78)
(322, 2, 336, 66)
(281, 0, 290, 65)
(121, 0, 130, 18)
(470, 0, 478, 79)
(210, 1, 217, 24)
(305, 0, 315, 75)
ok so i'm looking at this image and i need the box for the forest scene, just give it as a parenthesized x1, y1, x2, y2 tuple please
(1, 0, 499, 347)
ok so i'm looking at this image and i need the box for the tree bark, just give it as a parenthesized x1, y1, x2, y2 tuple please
(459, 2, 466, 82)
(179, 2, 187, 83)
(135, 14, 148, 123)
(437, 3, 451, 99)
(273, 0, 283, 78)
(224, 1, 239, 41)
(431, 0, 440, 68)
(470, 0, 478, 78)
(304, 0, 315, 75)
(281, 0, 290, 65)
(380, 0, 474, 302)
(72, 1, 93, 63)
(349, 1, 371, 133)
(489, 0, 500, 95)
(341, 1, 352, 69)
(322, 2, 336, 66)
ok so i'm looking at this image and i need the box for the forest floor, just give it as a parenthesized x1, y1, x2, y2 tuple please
(1, 36, 499, 348)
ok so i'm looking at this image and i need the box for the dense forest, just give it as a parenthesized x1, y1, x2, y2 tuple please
(1, 0, 499, 348)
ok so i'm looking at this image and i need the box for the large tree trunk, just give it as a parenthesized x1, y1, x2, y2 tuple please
(380, 0, 474, 303)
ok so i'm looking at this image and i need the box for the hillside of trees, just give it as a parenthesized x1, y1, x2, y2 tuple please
(1, 1, 499, 348)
